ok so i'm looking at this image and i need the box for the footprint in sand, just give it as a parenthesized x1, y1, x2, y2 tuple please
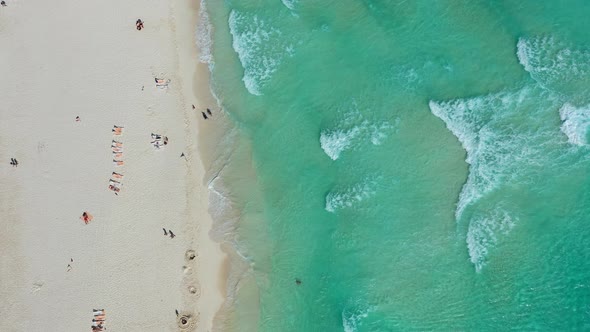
(31, 281, 44, 293)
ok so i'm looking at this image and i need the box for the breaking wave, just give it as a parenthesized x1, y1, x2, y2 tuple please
(325, 178, 377, 213)
(429, 89, 550, 219)
(281, 0, 298, 10)
(517, 36, 590, 99)
(342, 305, 370, 332)
(559, 103, 590, 146)
(466, 208, 517, 273)
(429, 88, 563, 271)
(320, 103, 399, 160)
(228, 10, 293, 95)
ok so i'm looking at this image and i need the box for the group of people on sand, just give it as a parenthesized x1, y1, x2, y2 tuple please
(92, 309, 106, 331)
(110, 126, 125, 194)
(193, 104, 213, 120)
(9, 157, 18, 167)
(151, 133, 168, 149)
(163, 228, 176, 239)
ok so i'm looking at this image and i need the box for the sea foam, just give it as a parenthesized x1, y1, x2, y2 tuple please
(325, 179, 377, 213)
(281, 0, 297, 10)
(228, 10, 293, 95)
(342, 306, 370, 332)
(196, 0, 214, 65)
(466, 208, 516, 273)
(559, 103, 590, 146)
(429, 88, 558, 271)
(517, 36, 590, 98)
(320, 105, 398, 160)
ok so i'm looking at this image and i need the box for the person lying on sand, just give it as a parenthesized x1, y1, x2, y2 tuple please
(136, 19, 144, 30)
(80, 212, 93, 224)
(112, 172, 124, 179)
(112, 152, 123, 159)
(151, 133, 162, 139)
(108, 185, 120, 193)
(113, 159, 124, 166)
(112, 146, 123, 152)
(111, 142, 123, 148)
(154, 78, 170, 87)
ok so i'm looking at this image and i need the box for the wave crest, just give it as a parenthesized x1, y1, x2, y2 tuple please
(467, 208, 517, 272)
(320, 103, 398, 160)
(228, 10, 293, 95)
(517, 36, 590, 99)
(559, 103, 590, 146)
(325, 179, 377, 213)
(429, 88, 561, 271)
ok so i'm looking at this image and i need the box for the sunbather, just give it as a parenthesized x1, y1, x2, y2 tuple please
(113, 152, 123, 158)
(80, 212, 93, 224)
(108, 185, 120, 192)
(112, 172, 124, 179)
(113, 159, 124, 166)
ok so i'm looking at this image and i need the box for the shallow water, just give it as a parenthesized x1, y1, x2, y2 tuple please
(201, 0, 590, 330)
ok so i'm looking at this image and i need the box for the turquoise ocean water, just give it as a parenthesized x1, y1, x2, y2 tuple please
(199, 0, 590, 330)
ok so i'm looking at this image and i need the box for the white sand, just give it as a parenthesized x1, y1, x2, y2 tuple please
(0, 0, 226, 331)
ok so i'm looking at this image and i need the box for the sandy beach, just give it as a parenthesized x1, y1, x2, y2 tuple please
(0, 0, 225, 331)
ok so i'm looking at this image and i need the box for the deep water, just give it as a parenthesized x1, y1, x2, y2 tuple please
(202, 0, 590, 330)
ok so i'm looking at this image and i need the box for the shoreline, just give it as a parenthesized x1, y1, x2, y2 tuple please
(0, 0, 226, 330)
(175, 0, 227, 330)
